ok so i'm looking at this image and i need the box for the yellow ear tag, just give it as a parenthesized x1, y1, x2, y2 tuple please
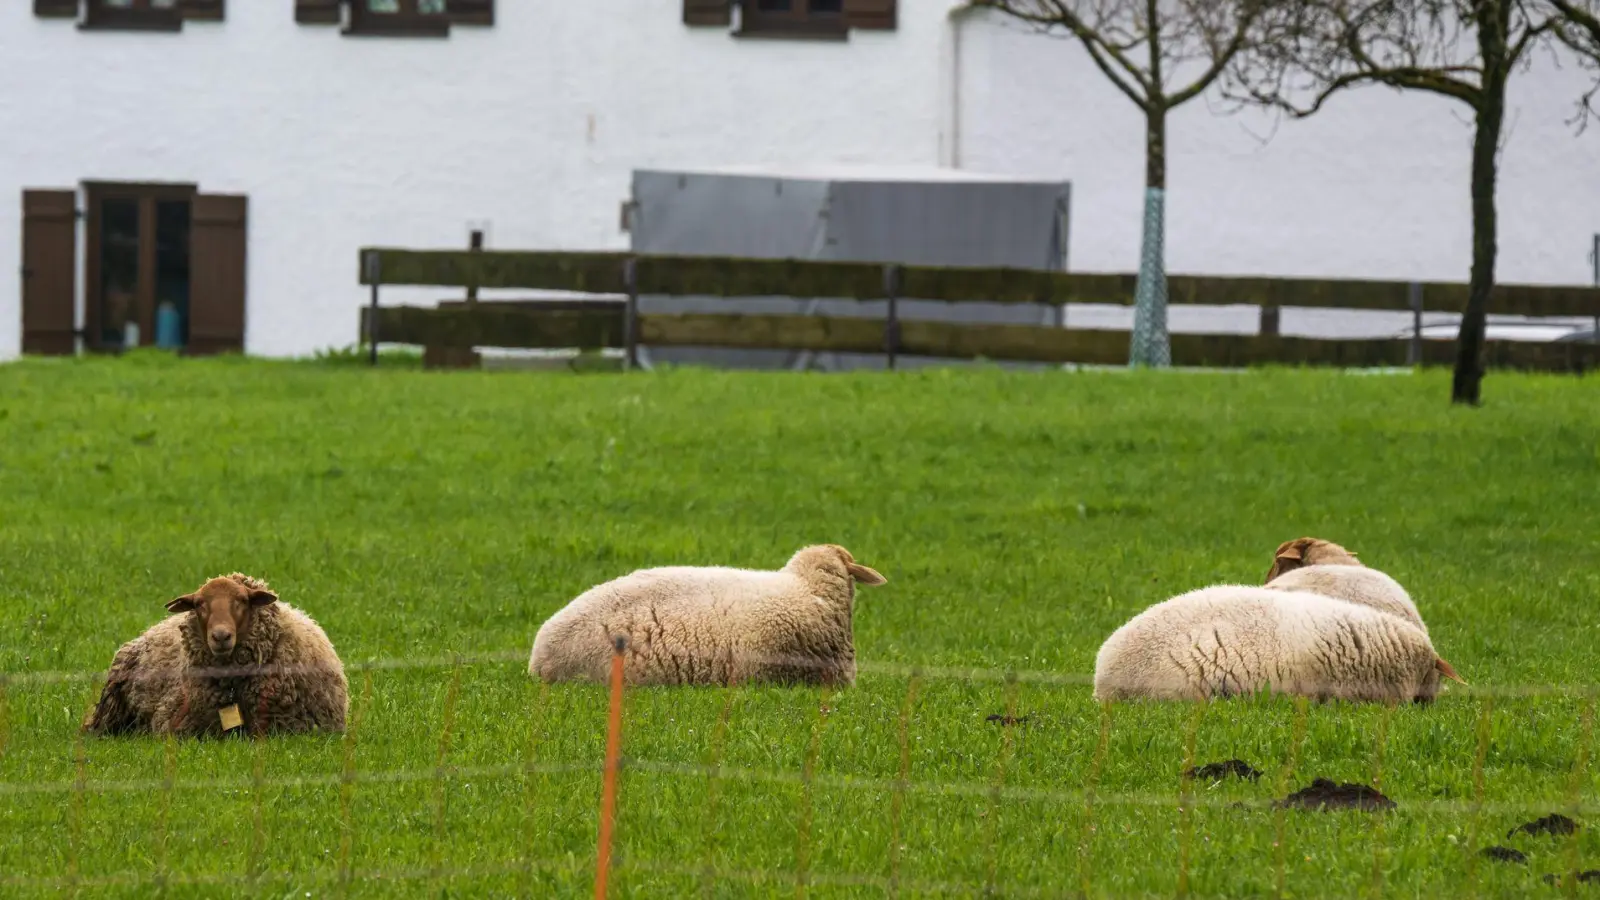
(219, 704, 243, 732)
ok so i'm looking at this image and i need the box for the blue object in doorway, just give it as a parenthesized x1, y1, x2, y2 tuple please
(156, 302, 182, 349)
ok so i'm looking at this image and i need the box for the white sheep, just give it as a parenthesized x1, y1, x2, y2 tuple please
(528, 544, 887, 687)
(1092, 584, 1464, 704)
(1263, 537, 1427, 632)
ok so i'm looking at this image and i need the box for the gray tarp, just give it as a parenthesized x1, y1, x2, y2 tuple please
(627, 164, 1072, 371)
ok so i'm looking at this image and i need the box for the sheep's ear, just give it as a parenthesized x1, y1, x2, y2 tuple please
(1265, 541, 1305, 582)
(1435, 657, 1467, 685)
(248, 588, 279, 608)
(166, 594, 198, 614)
(847, 563, 887, 586)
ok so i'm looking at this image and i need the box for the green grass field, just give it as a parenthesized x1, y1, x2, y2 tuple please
(1, 355, 1597, 899)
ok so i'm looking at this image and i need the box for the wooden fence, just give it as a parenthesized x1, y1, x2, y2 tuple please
(356, 247, 1600, 372)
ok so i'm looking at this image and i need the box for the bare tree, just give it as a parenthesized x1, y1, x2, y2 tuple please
(1227, 0, 1600, 405)
(970, 0, 1278, 367)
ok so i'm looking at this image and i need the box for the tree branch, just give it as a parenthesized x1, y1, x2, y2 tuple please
(1081, 37, 1153, 109)
(1167, 8, 1261, 108)
(969, 0, 1156, 106)
(1549, 0, 1600, 55)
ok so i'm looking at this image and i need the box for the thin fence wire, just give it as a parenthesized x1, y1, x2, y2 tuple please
(699, 682, 741, 900)
(5, 647, 1599, 898)
(1176, 701, 1203, 900)
(1272, 696, 1311, 900)
(1079, 701, 1113, 899)
(1462, 695, 1494, 899)
(885, 671, 921, 900)
(1365, 702, 1395, 900)
(1562, 694, 1596, 900)
(8, 650, 1598, 698)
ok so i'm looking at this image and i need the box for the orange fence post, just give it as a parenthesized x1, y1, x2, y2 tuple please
(594, 636, 628, 900)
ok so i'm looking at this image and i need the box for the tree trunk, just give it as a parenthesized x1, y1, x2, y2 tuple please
(1453, 6, 1509, 405)
(1130, 103, 1171, 367)
(1146, 101, 1167, 190)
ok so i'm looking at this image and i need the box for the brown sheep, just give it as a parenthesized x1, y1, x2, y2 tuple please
(83, 573, 348, 738)
(1264, 536, 1364, 582)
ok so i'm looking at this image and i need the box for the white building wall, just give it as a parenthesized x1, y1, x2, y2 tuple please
(2, 2, 1597, 361)
(0, 0, 950, 360)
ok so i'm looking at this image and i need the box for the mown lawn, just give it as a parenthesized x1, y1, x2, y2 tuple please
(0, 354, 1597, 899)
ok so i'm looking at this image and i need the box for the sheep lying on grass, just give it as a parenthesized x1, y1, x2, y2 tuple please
(529, 544, 887, 687)
(1092, 585, 1464, 704)
(83, 574, 348, 737)
(1264, 537, 1427, 632)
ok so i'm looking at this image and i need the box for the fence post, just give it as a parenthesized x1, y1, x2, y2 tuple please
(1259, 304, 1281, 339)
(466, 229, 484, 306)
(593, 636, 627, 900)
(365, 250, 382, 367)
(622, 258, 639, 372)
(883, 264, 902, 371)
(1590, 233, 1598, 344)
(1408, 282, 1424, 366)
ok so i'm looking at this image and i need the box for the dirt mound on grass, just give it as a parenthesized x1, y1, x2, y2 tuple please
(1273, 778, 1395, 811)
(1183, 759, 1262, 782)
(1511, 814, 1580, 839)
(1542, 871, 1600, 887)
(1480, 846, 1527, 864)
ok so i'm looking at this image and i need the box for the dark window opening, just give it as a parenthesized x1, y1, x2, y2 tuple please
(85, 182, 198, 353)
(155, 200, 193, 349)
(97, 198, 142, 348)
(340, 0, 493, 36)
(738, 0, 847, 40)
(683, 0, 894, 35)
(66, 0, 224, 30)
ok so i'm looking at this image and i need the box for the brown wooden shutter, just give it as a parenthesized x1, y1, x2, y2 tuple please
(178, 0, 224, 21)
(34, 0, 79, 17)
(21, 190, 79, 356)
(295, 0, 341, 24)
(187, 194, 248, 356)
(843, 0, 895, 29)
(683, 0, 730, 27)
(448, 0, 493, 25)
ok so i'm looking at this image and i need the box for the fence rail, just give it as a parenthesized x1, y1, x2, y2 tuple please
(356, 247, 1600, 372)
(358, 248, 1600, 316)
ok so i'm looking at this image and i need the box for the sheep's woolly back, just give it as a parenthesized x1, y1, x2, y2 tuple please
(529, 545, 886, 688)
(83, 576, 349, 737)
(1092, 585, 1455, 704)
(1266, 564, 1427, 633)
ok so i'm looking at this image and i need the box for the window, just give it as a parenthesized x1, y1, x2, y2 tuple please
(681, 0, 897, 39)
(36, 0, 224, 30)
(295, 0, 493, 35)
(738, 0, 846, 39)
(20, 182, 250, 357)
(347, 0, 448, 36)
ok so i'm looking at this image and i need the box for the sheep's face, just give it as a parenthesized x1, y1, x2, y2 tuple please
(166, 576, 278, 659)
(1413, 657, 1465, 704)
(1265, 537, 1363, 583)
